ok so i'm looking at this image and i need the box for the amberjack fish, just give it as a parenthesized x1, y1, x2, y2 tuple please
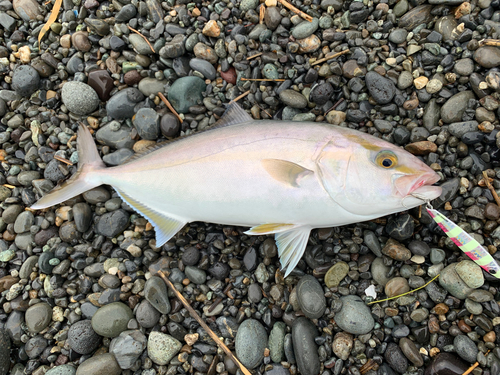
(32, 103, 442, 276)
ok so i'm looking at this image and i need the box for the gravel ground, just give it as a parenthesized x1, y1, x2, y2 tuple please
(1, 0, 500, 375)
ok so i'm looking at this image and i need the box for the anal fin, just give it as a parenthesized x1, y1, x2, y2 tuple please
(115, 189, 186, 247)
(275, 226, 312, 277)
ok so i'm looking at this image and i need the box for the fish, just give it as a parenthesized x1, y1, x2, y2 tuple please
(31, 103, 442, 276)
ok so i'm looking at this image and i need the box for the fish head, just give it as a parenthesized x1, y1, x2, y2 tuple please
(318, 129, 442, 217)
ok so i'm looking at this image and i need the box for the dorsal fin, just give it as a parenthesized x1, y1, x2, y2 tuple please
(212, 101, 253, 128)
(120, 102, 253, 165)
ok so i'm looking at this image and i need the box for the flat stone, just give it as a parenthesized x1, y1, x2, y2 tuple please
(269, 322, 286, 363)
(167, 76, 206, 114)
(441, 91, 475, 123)
(454, 335, 478, 363)
(110, 330, 147, 369)
(106, 88, 145, 119)
(144, 275, 171, 314)
(296, 275, 326, 319)
(324, 261, 349, 288)
(439, 264, 473, 299)
(474, 46, 500, 68)
(292, 317, 320, 375)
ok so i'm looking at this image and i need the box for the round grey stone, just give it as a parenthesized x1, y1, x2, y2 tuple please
(334, 295, 374, 334)
(454, 335, 478, 363)
(144, 275, 171, 314)
(45, 365, 76, 375)
(67, 320, 101, 354)
(189, 58, 216, 80)
(184, 266, 207, 284)
(61, 81, 99, 116)
(296, 275, 326, 319)
(279, 89, 308, 108)
(133, 108, 160, 140)
(136, 300, 160, 328)
(292, 317, 320, 375)
(96, 209, 129, 238)
(91, 302, 133, 338)
(11, 65, 40, 97)
(106, 88, 145, 120)
(25, 302, 52, 333)
(292, 18, 319, 39)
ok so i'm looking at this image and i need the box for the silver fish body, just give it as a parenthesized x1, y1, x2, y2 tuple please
(32, 103, 442, 275)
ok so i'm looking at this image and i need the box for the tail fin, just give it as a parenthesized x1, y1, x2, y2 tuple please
(31, 124, 106, 210)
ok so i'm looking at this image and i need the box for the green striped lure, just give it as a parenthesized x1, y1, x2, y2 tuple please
(426, 203, 500, 278)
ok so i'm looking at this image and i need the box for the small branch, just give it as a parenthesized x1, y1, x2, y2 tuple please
(127, 25, 155, 53)
(482, 171, 500, 207)
(259, 5, 265, 24)
(479, 39, 500, 46)
(462, 352, 490, 375)
(156, 271, 252, 375)
(325, 98, 344, 115)
(311, 49, 350, 66)
(66, 134, 76, 149)
(3, 184, 15, 189)
(158, 92, 183, 124)
(232, 90, 251, 102)
(247, 52, 263, 60)
(367, 274, 440, 305)
(54, 155, 73, 165)
(240, 78, 285, 82)
(277, 0, 313, 21)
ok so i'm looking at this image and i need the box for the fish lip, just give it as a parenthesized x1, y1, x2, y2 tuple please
(408, 172, 441, 195)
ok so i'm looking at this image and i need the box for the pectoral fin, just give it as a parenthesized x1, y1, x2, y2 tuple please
(115, 190, 186, 247)
(261, 159, 313, 187)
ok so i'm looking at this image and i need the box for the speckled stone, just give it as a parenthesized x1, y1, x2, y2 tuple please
(61, 81, 99, 115)
(235, 319, 268, 369)
(147, 331, 182, 365)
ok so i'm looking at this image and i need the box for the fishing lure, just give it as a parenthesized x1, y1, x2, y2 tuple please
(426, 203, 500, 278)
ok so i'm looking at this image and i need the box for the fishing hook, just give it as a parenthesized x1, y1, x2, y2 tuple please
(402, 193, 434, 210)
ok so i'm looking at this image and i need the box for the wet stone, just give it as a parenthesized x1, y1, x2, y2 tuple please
(133, 108, 160, 140)
(296, 275, 326, 319)
(279, 90, 308, 108)
(96, 210, 129, 238)
(386, 214, 414, 241)
(189, 58, 216, 80)
(454, 335, 478, 363)
(399, 338, 423, 367)
(235, 319, 268, 369)
(332, 332, 353, 360)
(269, 322, 286, 363)
(88, 70, 114, 101)
(474, 47, 500, 68)
(292, 317, 320, 375)
(441, 91, 475, 124)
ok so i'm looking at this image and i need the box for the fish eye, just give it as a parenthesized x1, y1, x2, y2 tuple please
(376, 151, 398, 169)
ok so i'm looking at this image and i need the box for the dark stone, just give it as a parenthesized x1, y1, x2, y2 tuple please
(88, 70, 114, 101)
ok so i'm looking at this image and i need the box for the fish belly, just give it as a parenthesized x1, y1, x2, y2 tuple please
(100, 122, 365, 227)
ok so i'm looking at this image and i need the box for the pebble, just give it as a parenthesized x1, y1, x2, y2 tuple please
(279, 90, 308, 109)
(439, 264, 473, 300)
(25, 302, 52, 333)
(332, 332, 353, 360)
(167, 76, 206, 113)
(269, 322, 286, 363)
(91, 302, 133, 337)
(61, 81, 99, 116)
(0, 330, 10, 375)
(365, 71, 396, 104)
(235, 319, 268, 369)
(133, 108, 160, 140)
(334, 295, 374, 334)
(384, 277, 410, 298)
(385, 343, 408, 374)
(296, 275, 326, 319)
(75, 353, 121, 375)
(474, 46, 500, 68)
(292, 18, 319, 39)
(144, 275, 171, 314)
(110, 330, 147, 369)
(455, 260, 484, 289)
(147, 331, 182, 365)
(106, 88, 145, 119)
(189, 58, 216, 80)
(292, 317, 320, 375)
(441, 91, 475, 123)
(11, 65, 40, 97)
(454, 335, 478, 363)
(67, 320, 101, 354)
(136, 299, 160, 328)
(45, 365, 76, 375)
(324, 261, 349, 288)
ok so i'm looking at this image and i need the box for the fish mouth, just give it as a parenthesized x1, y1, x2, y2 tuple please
(408, 172, 441, 195)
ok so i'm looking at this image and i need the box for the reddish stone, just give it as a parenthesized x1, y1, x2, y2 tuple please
(88, 69, 114, 101)
(124, 70, 143, 86)
(221, 66, 236, 85)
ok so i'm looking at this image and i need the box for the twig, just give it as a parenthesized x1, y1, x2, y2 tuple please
(3, 184, 15, 189)
(277, 0, 312, 21)
(462, 351, 490, 375)
(482, 171, 500, 207)
(325, 98, 344, 115)
(54, 155, 73, 165)
(360, 359, 377, 375)
(232, 90, 251, 102)
(241, 78, 285, 82)
(127, 25, 155, 53)
(67, 134, 76, 149)
(247, 52, 263, 60)
(260, 5, 265, 24)
(479, 39, 500, 47)
(156, 271, 252, 375)
(311, 49, 350, 66)
(38, 0, 63, 46)
(367, 274, 440, 305)
(158, 92, 183, 124)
